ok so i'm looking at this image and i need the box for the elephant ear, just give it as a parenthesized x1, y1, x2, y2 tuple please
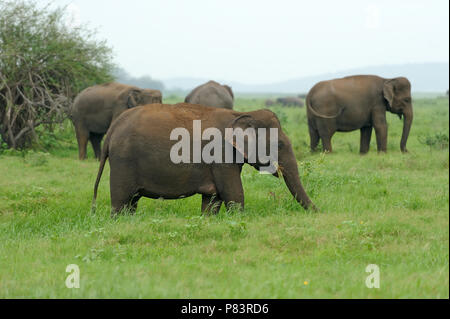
(383, 79, 396, 108)
(224, 114, 257, 162)
(152, 91, 162, 103)
(127, 89, 142, 108)
(223, 85, 234, 100)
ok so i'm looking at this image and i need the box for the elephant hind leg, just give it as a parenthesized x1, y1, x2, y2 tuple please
(110, 168, 140, 217)
(74, 124, 89, 160)
(309, 127, 320, 152)
(202, 194, 223, 215)
(111, 192, 141, 218)
(360, 126, 373, 154)
(315, 120, 335, 153)
(320, 133, 333, 153)
(89, 132, 104, 160)
(129, 195, 141, 214)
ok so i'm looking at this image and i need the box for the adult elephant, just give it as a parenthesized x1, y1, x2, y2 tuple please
(71, 82, 162, 160)
(306, 75, 413, 153)
(185, 80, 234, 109)
(92, 103, 316, 216)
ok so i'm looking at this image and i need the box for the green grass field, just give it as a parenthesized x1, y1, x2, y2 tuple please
(0, 96, 448, 298)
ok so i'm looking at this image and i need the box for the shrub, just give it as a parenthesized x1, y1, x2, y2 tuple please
(0, 0, 114, 149)
(418, 132, 449, 150)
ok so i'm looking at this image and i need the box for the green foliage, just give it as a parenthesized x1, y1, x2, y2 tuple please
(23, 151, 50, 166)
(269, 107, 289, 126)
(0, 0, 114, 149)
(418, 132, 449, 150)
(298, 152, 326, 177)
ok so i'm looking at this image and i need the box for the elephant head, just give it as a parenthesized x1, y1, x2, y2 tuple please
(142, 89, 163, 104)
(383, 77, 413, 152)
(225, 109, 315, 210)
(127, 88, 162, 108)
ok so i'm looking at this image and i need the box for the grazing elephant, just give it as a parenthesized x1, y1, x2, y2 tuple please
(185, 80, 234, 109)
(92, 103, 316, 216)
(306, 75, 413, 153)
(71, 82, 162, 160)
(276, 97, 304, 107)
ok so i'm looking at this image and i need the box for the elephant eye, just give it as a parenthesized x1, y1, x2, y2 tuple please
(278, 140, 284, 148)
(404, 97, 411, 103)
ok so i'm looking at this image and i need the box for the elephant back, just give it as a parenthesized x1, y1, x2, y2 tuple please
(185, 80, 234, 109)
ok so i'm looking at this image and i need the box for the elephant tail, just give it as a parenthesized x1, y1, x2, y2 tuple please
(91, 134, 110, 214)
(306, 93, 343, 119)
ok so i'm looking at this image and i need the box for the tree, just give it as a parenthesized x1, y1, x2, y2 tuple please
(0, 0, 114, 149)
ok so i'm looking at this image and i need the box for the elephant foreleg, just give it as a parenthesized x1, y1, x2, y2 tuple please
(211, 166, 245, 211)
(360, 126, 373, 154)
(373, 113, 388, 152)
(201, 194, 223, 215)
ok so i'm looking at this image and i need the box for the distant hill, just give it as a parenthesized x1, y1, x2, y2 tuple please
(163, 62, 449, 94)
(113, 67, 165, 91)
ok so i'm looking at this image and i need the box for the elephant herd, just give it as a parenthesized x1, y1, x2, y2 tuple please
(70, 75, 413, 216)
(71, 80, 233, 160)
(265, 97, 304, 107)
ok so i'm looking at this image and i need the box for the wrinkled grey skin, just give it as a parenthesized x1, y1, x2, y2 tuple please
(92, 103, 316, 217)
(306, 75, 413, 154)
(185, 80, 234, 109)
(71, 82, 162, 160)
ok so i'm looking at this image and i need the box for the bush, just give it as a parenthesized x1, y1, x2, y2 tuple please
(418, 132, 449, 150)
(0, 0, 114, 149)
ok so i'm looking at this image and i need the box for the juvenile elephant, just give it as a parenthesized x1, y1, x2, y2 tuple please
(306, 75, 413, 153)
(92, 103, 316, 216)
(185, 80, 234, 109)
(71, 82, 162, 160)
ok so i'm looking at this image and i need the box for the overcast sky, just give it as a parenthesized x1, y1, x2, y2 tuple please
(54, 0, 448, 84)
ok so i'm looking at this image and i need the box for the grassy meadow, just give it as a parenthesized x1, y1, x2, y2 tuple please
(0, 95, 448, 298)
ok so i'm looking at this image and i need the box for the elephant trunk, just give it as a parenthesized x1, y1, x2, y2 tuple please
(279, 151, 316, 211)
(400, 106, 413, 153)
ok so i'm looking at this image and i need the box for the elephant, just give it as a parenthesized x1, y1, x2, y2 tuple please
(265, 99, 275, 107)
(92, 103, 316, 216)
(306, 75, 413, 153)
(185, 80, 234, 109)
(70, 82, 162, 160)
(276, 97, 304, 107)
